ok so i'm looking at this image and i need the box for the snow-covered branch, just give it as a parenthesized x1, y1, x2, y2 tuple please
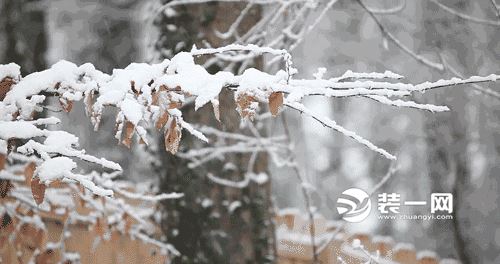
(1, 47, 498, 164)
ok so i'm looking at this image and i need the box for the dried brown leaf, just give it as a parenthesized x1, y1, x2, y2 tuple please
(151, 92, 159, 106)
(0, 77, 14, 101)
(59, 98, 73, 113)
(24, 162, 36, 186)
(0, 154, 5, 171)
(131, 80, 139, 95)
(165, 119, 181, 154)
(168, 101, 181, 109)
(268, 92, 283, 117)
(236, 94, 256, 119)
(121, 121, 135, 148)
(85, 91, 95, 116)
(7, 138, 16, 154)
(155, 110, 169, 130)
(31, 177, 46, 205)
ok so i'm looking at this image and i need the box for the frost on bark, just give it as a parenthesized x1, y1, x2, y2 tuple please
(154, 2, 275, 263)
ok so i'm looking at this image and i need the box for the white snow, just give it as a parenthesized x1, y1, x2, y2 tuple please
(121, 96, 144, 125)
(4, 60, 78, 105)
(156, 52, 234, 110)
(393, 242, 415, 251)
(0, 63, 21, 80)
(228, 201, 241, 214)
(36, 157, 77, 183)
(44, 131, 79, 148)
(0, 121, 46, 139)
(417, 250, 438, 260)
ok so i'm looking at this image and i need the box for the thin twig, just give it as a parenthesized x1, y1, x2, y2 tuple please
(489, 0, 500, 20)
(430, 0, 500, 26)
(280, 113, 319, 263)
(439, 53, 500, 100)
(355, 0, 444, 71)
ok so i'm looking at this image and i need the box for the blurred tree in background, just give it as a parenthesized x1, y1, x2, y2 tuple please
(153, 2, 275, 263)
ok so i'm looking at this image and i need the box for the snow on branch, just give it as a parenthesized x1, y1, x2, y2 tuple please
(285, 101, 397, 160)
(1, 45, 498, 164)
(0, 48, 497, 261)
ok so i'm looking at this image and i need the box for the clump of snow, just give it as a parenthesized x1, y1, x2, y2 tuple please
(313, 67, 327, 80)
(278, 207, 301, 216)
(156, 52, 234, 110)
(228, 201, 241, 214)
(121, 96, 144, 125)
(0, 139, 6, 154)
(351, 238, 362, 249)
(417, 250, 438, 260)
(0, 121, 46, 140)
(36, 157, 77, 183)
(372, 235, 394, 244)
(237, 68, 287, 99)
(393, 242, 415, 252)
(44, 131, 79, 148)
(93, 59, 170, 124)
(201, 198, 213, 208)
(4, 60, 78, 104)
(0, 63, 20, 80)
(45, 189, 75, 209)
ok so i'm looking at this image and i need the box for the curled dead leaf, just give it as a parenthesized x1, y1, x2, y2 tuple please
(131, 80, 139, 95)
(31, 177, 46, 205)
(151, 91, 159, 106)
(164, 118, 181, 154)
(84, 90, 95, 116)
(236, 94, 256, 119)
(168, 101, 181, 109)
(268, 92, 283, 117)
(121, 121, 135, 148)
(59, 98, 73, 112)
(24, 162, 36, 186)
(155, 110, 169, 130)
(0, 154, 5, 171)
(0, 77, 14, 101)
(7, 138, 16, 154)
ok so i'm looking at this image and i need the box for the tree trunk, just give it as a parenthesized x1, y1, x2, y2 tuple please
(154, 2, 275, 263)
(420, 1, 492, 262)
(0, 0, 47, 73)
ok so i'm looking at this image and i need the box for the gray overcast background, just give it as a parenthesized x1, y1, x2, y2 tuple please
(1, 0, 498, 263)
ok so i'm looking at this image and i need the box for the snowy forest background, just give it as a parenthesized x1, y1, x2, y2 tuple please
(0, 0, 499, 263)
